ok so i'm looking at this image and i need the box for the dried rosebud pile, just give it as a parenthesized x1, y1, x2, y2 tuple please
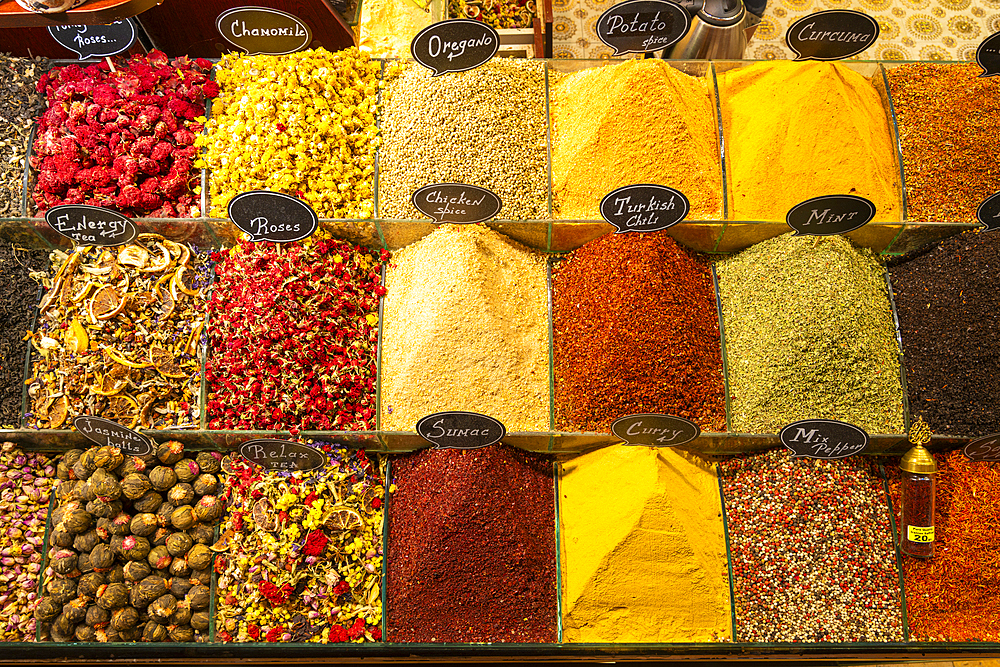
(0, 443, 56, 641)
(214, 446, 385, 643)
(30, 51, 219, 218)
(206, 239, 385, 432)
(27, 234, 209, 430)
(37, 444, 224, 643)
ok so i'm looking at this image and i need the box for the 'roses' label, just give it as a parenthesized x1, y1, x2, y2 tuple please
(411, 20, 499, 76)
(48, 20, 137, 60)
(239, 439, 327, 472)
(596, 0, 690, 56)
(228, 191, 318, 243)
(780, 419, 869, 459)
(786, 194, 875, 236)
(74, 416, 153, 456)
(411, 184, 502, 223)
(611, 414, 700, 447)
(786, 10, 880, 61)
(216, 7, 312, 55)
(416, 411, 507, 449)
(45, 205, 137, 247)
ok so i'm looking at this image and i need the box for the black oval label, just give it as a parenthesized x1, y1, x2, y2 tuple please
(216, 7, 312, 55)
(786, 194, 875, 236)
(596, 0, 690, 56)
(977, 31, 1000, 78)
(227, 191, 318, 243)
(411, 184, 503, 224)
(780, 419, 869, 459)
(964, 433, 1000, 462)
(600, 184, 689, 233)
(611, 414, 700, 447)
(48, 20, 137, 60)
(410, 19, 500, 76)
(74, 416, 153, 457)
(976, 191, 1000, 231)
(239, 440, 327, 472)
(786, 10, 880, 61)
(416, 411, 507, 449)
(45, 205, 137, 247)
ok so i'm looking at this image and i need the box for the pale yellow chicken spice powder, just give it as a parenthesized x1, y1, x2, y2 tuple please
(560, 445, 733, 642)
(551, 60, 723, 220)
(380, 225, 550, 431)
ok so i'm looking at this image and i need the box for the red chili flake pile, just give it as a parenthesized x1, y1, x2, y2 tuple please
(387, 445, 556, 643)
(552, 232, 726, 432)
(720, 449, 904, 642)
(30, 51, 219, 218)
(886, 450, 1000, 641)
(207, 238, 386, 432)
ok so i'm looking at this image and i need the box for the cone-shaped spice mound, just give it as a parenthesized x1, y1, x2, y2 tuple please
(551, 60, 722, 220)
(560, 445, 731, 642)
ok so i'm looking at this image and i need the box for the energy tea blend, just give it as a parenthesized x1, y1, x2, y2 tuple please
(206, 238, 385, 432)
(716, 233, 905, 435)
(27, 236, 209, 429)
(379, 60, 548, 220)
(31, 53, 216, 218)
(387, 445, 556, 643)
(0, 56, 48, 217)
(717, 61, 900, 222)
(552, 232, 725, 432)
(885, 63, 1000, 223)
(380, 225, 549, 432)
(550, 60, 722, 220)
(720, 449, 904, 642)
(198, 48, 379, 219)
(215, 446, 385, 643)
(0, 244, 47, 427)
(887, 450, 1000, 641)
(890, 230, 1000, 437)
(560, 445, 732, 642)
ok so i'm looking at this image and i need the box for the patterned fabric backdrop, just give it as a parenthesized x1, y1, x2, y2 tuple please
(552, 0, 1000, 59)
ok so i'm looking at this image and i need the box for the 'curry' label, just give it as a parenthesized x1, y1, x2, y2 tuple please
(596, 0, 690, 56)
(45, 205, 137, 247)
(780, 419, 869, 459)
(611, 414, 700, 447)
(786, 194, 875, 236)
(786, 10, 880, 61)
(411, 184, 502, 223)
(239, 440, 326, 472)
(600, 184, 690, 233)
(74, 416, 153, 457)
(411, 20, 499, 76)
(216, 7, 312, 55)
(416, 411, 506, 449)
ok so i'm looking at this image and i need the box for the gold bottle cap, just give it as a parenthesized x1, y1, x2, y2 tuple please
(900, 444, 938, 474)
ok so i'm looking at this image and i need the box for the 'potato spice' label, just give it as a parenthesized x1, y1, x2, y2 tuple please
(45, 205, 138, 247)
(595, 0, 690, 56)
(785, 10, 880, 61)
(410, 19, 499, 76)
(74, 415, 153, 457)
(779, 419, 869, 459)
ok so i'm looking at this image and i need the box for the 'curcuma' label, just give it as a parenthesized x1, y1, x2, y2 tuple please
(786, 10, 880, 61)
(596, 0, 690, 56)
(45, 205, 137, 247)
(416, 411, 507, 449)
(239, 439, 327, 472)
(411, 20, 500, 76)
(74, 416, 153, 456)
(216, 7, 312, 55)
(611, 414, 700, 447)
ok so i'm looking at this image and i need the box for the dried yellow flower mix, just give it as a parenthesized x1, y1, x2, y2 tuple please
(197, 48, 379, 219)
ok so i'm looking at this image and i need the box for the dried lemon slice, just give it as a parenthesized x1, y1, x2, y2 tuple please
(64, 318, 90, 354)
(172, 265, 200, 297)
(149, 345, 188, 379)
(324, 507, 364, 533)
(47, 395, 69, 429)
(252, 498, 278, 532)
(103, 347, 152, 369)
(87, 285, 126, 322)
(103, 394, 140, 428)
(210, 526, 236, 552)
(118, 244, 149, 269)
(164, 240, 191, 267)
(142, 242, 172, 273)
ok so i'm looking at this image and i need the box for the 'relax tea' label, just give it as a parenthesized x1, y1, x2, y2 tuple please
(239, 439, 327, 472)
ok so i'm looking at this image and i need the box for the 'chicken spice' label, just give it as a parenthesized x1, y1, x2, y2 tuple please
(412, 183, 502, 223)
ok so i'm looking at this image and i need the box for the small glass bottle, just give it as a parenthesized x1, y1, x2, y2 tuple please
(899, 443, 937, 558)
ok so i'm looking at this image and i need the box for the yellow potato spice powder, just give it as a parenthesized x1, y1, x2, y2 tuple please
(380, 225, 550, 431)
(197, 48, 379, 218)
(560, 445, 732, 642)
(718, 61, 901, 222)
(551, 60, 722, 220)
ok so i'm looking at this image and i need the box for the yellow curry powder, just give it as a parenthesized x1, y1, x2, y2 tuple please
(718, 61, 901, 222)
(560, 445, 733, 642)
(551, 60, 723, 220)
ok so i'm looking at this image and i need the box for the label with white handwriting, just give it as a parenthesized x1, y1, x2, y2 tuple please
(48, 20, 137, 60)
(411, 20, 499, 76)
(45, 205, 137, 247)
(786, 10, 879, 60)
(74, 416, 153, 456)
(596, 0, 690, 56)
(780, 419, 869, 459)
(611, 414, 700, 447)
(977, 31, 1000, 77)
(786, 194, 875, 236)
(216, 7, 312, 55)
(239, 439, 326, 472)
(600, 184, 689, 233)
(416, 411, 506, 449)
(964, 433, 1000, 461)
(411, 184, 502, 224)
(227, 191, 318, 243)
(976, 191, 1000, 231)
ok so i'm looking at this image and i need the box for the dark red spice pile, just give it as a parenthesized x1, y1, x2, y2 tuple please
(30, 51, 218, 217)
(886, 451, 1000, 641)
(206, 238, 386, 432)
(552, 232, 726, 432)
(387, 445, 556, 643)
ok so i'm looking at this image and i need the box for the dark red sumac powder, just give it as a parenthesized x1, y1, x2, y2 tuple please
(387, 445, 556, 643)
(552, 232, 726, 432)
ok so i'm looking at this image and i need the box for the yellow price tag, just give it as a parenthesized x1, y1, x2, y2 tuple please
(907, 525, 935, 543)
